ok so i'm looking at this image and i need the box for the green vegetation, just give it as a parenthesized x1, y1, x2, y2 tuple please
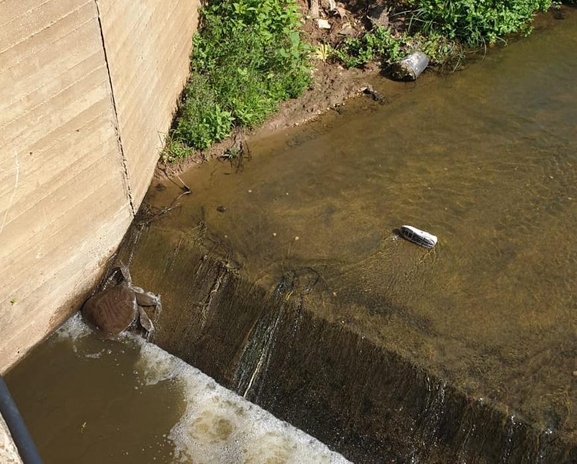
(334, 0, 554, 70)
(166, 0, 311, 159)
(165, 0, 563, 160)
(333, 27, 406, 68)
(409, 0, 552, 46)
(333, 27, 462, 69)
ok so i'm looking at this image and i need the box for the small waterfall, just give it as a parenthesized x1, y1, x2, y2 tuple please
(198, 262, 229, 330)
(235, 285, 290, 401)
(235, 267, 322, 401)
(411, 376, 448, 460)
(501, 414, 520, 463)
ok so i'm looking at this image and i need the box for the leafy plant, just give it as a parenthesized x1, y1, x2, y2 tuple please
(313, 43, 334, 61)
(408, 0, 552, 47)
(335, 27, 406, 68)
(167, 0, 312, 156)
(334, 25, 462, 69)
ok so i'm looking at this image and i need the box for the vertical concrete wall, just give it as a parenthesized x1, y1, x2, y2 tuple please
(0, 0, 199, 373)
(97, 0, 198, 207)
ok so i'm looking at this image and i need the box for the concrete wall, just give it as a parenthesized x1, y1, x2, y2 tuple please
(0, 0, 199, 373)
(0, 414, 22, 464)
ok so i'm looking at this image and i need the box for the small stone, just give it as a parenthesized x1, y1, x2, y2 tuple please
(216, 205, 227, 213)
(338, 23, 355, 37)
(572, 370, 577, 377)
(335, 6, 348, 18)
(273, 233, 277, 237)
(317, 18, 331, 29)
(248, 189, 253, 193)
(294, 236, 300, 241)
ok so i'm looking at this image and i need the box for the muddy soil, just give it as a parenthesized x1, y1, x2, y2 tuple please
(155, 0, 404, 178)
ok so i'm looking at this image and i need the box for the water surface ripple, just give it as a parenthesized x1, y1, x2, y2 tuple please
(144, 8, 577, 444)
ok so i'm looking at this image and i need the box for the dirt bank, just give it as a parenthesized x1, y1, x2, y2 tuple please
(154, 1, 572, 179)
(155, 1, 403, 178)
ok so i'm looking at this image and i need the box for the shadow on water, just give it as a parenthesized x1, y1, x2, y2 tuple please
(5, 329, 183, 463)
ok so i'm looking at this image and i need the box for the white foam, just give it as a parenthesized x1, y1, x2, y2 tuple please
(55, 313, 92, 340)
(137, 340, 352, 464)
(55, 316, 351, 463)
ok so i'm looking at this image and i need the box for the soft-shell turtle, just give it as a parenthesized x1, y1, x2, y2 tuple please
(81, 263, 161, 339)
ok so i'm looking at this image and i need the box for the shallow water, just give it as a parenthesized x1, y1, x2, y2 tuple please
(5, 316, 351, 464)
(134, 6, 577, 457)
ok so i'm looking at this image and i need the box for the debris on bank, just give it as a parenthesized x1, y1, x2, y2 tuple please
(389, 52, 430, 81)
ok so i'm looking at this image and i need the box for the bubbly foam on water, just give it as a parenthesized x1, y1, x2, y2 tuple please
(57, 316, 351, 464)
(55, 313, 92, 340)
(137, 341, 351, 464)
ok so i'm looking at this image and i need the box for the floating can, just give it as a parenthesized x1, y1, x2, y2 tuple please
(390, 51, 429, 81)
(399, 225, 437, 249)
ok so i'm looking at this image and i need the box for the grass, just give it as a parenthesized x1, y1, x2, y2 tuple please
(165, 0, 311, 160)
(333, 0, 555, 71)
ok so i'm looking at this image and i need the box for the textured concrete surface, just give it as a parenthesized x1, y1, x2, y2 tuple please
(0, 0, 198, 372)
(97, 0, 199, 207)
(0, 414, 22, 464)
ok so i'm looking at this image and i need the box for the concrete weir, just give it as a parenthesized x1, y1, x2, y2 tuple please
(116, 220, 577, 463)
(0, 0, 199, 373)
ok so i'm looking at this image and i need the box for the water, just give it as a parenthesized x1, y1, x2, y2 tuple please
(5, 316, 351, 464)
(122, 8, 577, 462)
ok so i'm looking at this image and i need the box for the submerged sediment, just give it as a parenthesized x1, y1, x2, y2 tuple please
(116, 13, 577, 460)
(115, 221, 577, 463)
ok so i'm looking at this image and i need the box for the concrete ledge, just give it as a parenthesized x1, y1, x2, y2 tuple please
(0, 414, 23, 464)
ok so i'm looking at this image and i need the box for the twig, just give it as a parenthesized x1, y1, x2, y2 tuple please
(174, 173, 191, 192)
